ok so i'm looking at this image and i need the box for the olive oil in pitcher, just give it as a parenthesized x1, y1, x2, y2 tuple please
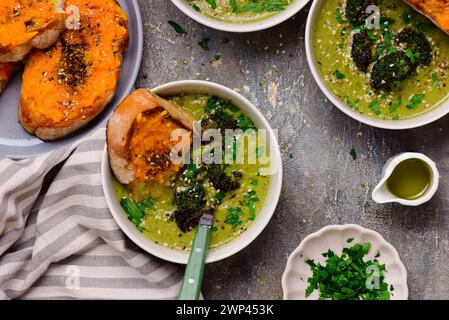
(386, 159, 432, 200)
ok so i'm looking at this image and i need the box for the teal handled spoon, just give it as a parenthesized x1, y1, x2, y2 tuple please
(178, 210, 215, 300)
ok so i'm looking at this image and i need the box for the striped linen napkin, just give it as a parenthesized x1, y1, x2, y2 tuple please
(0, 128, 182, 299)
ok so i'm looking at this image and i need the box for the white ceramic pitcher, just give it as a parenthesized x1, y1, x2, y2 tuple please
(372, 153, 439, 206)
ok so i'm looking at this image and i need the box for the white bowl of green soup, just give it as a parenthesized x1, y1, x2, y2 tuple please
(102, 80, 282, 264)
(306, 0, 449, 129)
(171, 0, 310, 32)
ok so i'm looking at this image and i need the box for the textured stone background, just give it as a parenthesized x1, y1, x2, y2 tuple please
(137, 0, 449, 300)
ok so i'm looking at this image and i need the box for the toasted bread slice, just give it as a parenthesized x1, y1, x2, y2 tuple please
(404, 0, 449, 34)
(0, 0, 65, 63)
(107, 89, 195, 185)
(0, 62, 15, 93)
(19, 0, 128, 141)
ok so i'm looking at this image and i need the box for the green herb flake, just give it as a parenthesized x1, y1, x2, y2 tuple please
(139, 198, 156, 212)
(206, 0, 217, 9)
(168, 20, 186, 35)
(432, 73, 441, 88)
(406, 93, 425, 110)
(350, 149, 357, 160)
(335, 7, 347, 24)
(344, 96, 360, 111)
(244, 190, 259, 221)
(230, 0, 290, 13)
(198, 38, 210, 51)
(389, 97, 403, 113)
(226, 207, 243, 229)
(368, 100, 381, 116)
(237, 114, 255, 131)
(120, 198, 144, 226)
(192, 3, 201, 12)
(405, 48, 415, 64)
(334, 70, 346, 79)
(214, 191, 226, 203)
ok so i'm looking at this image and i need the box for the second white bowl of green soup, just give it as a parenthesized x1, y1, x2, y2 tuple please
(306, 0, 449, 129)
(102, 80, 282, 264)
(171, 0, 310, 32)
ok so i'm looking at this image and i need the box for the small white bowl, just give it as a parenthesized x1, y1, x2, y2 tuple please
(171, 0, 310, 33)
(282, 224, 408, 300)
(305, 0, 449, 130)
(102, 80, 283, 264)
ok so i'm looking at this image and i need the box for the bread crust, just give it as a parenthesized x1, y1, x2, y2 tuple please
(0, 62, 15, 94)
(0, 1, 66, 63)
(0, 80, 7, 93)
(19, 0, 129, 141)
(106, 89, 196, 185)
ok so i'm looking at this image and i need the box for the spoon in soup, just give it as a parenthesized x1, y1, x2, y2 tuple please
(178, 207, 216, 300)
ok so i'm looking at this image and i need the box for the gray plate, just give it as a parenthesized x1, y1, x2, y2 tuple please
(0, 0, 143, 159)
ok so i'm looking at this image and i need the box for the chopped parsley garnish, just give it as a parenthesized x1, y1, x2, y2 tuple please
(168, 21, 186, 35)
(305, 241, 391, 300)
(334, 70, 345, 79)
(120, 198, 152, 232)
(405, 48, 415, 64)
(368, 100, 381, 116)
(402, 10, 436, 33)
(432, 73, 441, 88)
(335, 8, 347, 24)
(192, 3, 201, 12)
(214, 191, 226, 203)
(226, 207, 243, 229)
(244, 190, 259, 221)
(350, 149, 357, 160)
(198, 38, 210, 51)
(120, 198, 142, 224)
(214, 53, 222, 61)
(206, 0, 217, 9)
(250, 178, 258, 186)
(139, 198, 156, 212)
(229, 0, 290, 13)
(406, 93, 425, 110)
(344, 97, 360, 111)
(389, 97, 403, 113)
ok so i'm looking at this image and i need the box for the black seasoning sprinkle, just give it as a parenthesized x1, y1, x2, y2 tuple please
(57, 32, 89, 88)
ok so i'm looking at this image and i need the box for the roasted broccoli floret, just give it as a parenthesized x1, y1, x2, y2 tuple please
(206, 164, 242, 193)
(201, 96, 238, 133)
(345, 0, 379, 26)
(351, 31, 373, 72)
(396, 28, 432, 66)
(173, 184, 206, 232)
(370, 51, 416, 91)
(202, 109, 238, 133)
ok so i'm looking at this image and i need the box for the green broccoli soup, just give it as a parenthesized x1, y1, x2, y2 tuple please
(113, 94, 271, 251)
(186, 0, 293, 23)
(314, 0, 449, 121)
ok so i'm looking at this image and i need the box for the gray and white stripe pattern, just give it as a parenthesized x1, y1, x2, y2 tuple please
(0, 129, 182, 299)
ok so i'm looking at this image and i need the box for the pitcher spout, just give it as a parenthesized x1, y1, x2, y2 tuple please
(372, 180, 397, 204)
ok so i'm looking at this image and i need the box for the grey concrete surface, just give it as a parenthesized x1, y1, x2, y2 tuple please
(137, 0, 449, 300)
